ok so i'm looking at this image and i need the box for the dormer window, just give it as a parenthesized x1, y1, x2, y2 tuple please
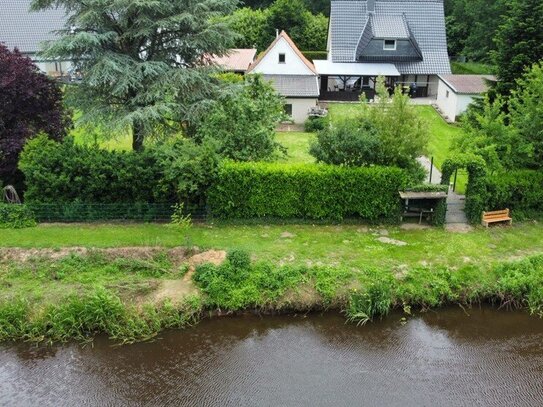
(278, 53, 286, 63)
(383, 39, 396, 51)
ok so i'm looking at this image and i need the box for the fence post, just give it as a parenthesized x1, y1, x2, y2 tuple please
(429, 156, 434, 183)
(453, 169, 458, 192)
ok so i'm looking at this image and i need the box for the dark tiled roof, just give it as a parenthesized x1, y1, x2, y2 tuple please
(262, 75, 320, 97)
(330, 0, 451, 75)
(439, 74, 497, 94)
(0, 0, 68, 55)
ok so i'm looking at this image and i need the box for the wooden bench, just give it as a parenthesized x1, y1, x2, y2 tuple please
(482, 209, 512, 227)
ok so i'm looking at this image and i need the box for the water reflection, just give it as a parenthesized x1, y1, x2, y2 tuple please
(1, 308, 543, 406)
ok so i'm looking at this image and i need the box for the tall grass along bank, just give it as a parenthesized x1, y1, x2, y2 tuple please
(1, 249, 543, 344)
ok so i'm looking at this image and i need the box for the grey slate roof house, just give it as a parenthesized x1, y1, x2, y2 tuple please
(316, 0, 451, 100)
(0, 0, 70, 76)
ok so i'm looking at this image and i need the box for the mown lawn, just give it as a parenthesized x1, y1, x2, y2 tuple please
(3, 222, 543, 270)
(276, 131, 315, 164)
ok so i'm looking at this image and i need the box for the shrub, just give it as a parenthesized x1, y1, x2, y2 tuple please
(483, 170, 543, 219)
(208, 162, 411, 221)
(309, 119, 381, 166)
(304, 116, 328, 132)
(196, 74, 284, 162)
(0, 204, 36, 229)
(301, 51, 328, 62)
(19, 136, 169, 204)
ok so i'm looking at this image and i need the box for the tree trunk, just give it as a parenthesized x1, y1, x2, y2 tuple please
(132, 122, 145, 152)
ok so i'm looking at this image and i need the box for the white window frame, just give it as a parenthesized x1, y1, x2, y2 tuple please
(383, 39, 397, 51)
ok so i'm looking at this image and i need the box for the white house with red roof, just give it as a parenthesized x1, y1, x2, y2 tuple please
(247, 31, 319, 123)
(436, 74, 496, 122)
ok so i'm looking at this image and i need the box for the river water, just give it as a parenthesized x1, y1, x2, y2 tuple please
(1, 307, 543, 406)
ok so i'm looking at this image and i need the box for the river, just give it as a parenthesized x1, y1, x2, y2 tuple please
(1, 307, 543, 406)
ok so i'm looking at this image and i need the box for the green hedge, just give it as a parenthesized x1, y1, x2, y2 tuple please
(301, 51, 328, 62)
(484, 170, 543, 219)
(0, 204, 36, 229)
(19, 136, 171, 204)
(208, 162, 410, 221)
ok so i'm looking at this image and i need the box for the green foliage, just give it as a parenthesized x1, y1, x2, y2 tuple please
(456, 95, 531, 171)
(441, 154, 487, 223)
(223, 7, 274, 51)
(345, 269, 395, 325)
(360, 77, 429, 168)
(445, 0, 506, 62)
(194, 251, 307, 309)
(197, 75, 284, 161)
(509, 62, 543, 168)
(301, 51, 328, 62)
(0, 288, 202, 344)
(170, 203, 193, 232)
(154, 138, 221, 208)
(304, 116, 328, 132)
(225, 0, 328, 52)
(208, 162, 411, 221)
(0, 204, 36, 229)
(484, 170, 543, 219)
(493, 0, 543, 95)
(309, 118, 381, 166)
(19, 135, 170, 204)
(32, 0, 238, 150)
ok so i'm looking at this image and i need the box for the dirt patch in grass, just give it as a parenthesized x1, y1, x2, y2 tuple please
(147, 250, 227, 305)
(0, 246, 193, 265)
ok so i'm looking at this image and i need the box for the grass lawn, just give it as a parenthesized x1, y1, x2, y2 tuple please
(451, 62, 495, 75)
(276, 131, 315, 164)
(3, 222, 543, 271)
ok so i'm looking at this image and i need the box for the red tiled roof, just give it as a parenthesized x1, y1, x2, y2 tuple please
(210, 49, 257, 72)
(247, 31, 317, 74)
(439, 74, 496, 94)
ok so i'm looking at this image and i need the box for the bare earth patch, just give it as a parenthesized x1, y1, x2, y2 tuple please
(0, 246, 192, 265)
(377, 237, 408, 247)
(149, 250, 227, 305)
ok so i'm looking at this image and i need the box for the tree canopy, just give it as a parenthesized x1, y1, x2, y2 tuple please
(31, 0, 238, 151)
(0, 44, 70, 189)
(492, 0, 543, 95)
(225, 0, 329, 51)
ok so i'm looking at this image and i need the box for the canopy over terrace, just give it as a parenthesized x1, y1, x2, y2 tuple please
(314, 60, 401, 101)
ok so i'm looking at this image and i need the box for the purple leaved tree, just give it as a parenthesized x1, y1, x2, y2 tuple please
(0, 44, 71, 192)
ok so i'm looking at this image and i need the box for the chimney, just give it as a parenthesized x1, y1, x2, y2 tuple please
(276, 29, 279, 38)
(367, 0, 375, 13)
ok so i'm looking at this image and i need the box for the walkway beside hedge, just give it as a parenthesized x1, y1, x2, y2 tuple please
(417, 156, 471, 231)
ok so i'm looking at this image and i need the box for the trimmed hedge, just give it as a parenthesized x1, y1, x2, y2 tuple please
(19, 136, 169, 204)
(301, 51, 328, 62)
(208, 162, 411, 221)
(484, 170, 543, 219)
(0, 204, 36, 229)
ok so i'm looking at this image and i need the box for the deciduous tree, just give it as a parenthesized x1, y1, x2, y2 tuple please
(0, 45, 70, 189)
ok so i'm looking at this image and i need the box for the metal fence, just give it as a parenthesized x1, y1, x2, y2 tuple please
(26, 203, 208, 222)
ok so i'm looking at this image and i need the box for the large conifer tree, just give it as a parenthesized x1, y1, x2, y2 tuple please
(493, 0, 543, 95)
(32, 0, 238, 150)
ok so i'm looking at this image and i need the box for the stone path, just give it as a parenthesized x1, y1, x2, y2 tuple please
(417, 156, 472, 231)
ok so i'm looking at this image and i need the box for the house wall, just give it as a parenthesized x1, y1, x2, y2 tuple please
(251, 37, 315, 76)
(285, 98, 318, 123)
(32, 58, 73, 76)
(436, 79, 458, 121)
